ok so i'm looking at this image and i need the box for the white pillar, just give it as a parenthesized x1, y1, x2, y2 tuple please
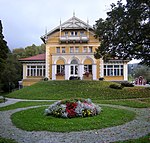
(52, 64, 56, 80)
(79, 64, 84, 80)
(45, 47, 49, 78)
(23, 64, 26, 79)
(124, 63, 128, 81)
(92, 64, 97, 80)
(65, 64, 70, 80)
(100, 58, 104, 77)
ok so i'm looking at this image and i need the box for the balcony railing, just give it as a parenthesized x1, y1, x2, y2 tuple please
(60, 35, 89, 43)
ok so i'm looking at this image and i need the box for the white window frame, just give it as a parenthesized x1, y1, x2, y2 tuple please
(27, 64, 45, 77)
(104, 64, 124, 76)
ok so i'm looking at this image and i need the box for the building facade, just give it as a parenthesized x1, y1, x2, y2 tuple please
(20, 15, 129, 86)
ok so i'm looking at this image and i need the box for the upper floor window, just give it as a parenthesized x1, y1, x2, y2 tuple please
(89, 46, 93, 53)
(64, 31, 68, 36)
(71, 31, 78, 36)
(83, 46, 87, 53)
(70, 47, 74, 53)
(62, 47, 66, 53)
(80, 31, 84, 36)
(56, 47, 60, 53)
(75, 47, 79, 53)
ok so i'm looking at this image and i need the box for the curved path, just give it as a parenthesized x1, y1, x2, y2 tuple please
(0, 99, 150, 143)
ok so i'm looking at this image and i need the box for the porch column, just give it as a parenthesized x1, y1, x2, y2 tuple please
(65, 64, 70, 80)
(92, 64, 97, 80)
(123, 63, 128, 81)
(79, 64, 84, 80)
(52, 64, 56, 80)
(23, 64, 26, 79)
(100, 58, 104, 77)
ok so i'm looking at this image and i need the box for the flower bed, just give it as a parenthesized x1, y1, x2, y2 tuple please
(45, 98, 101, 118)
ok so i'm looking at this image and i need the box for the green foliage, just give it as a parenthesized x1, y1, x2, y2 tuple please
(0, 20, 10, 85)
(0, 136, 17, 143)
(116, 133, 150, 143)
(6, 81, 150, 100)
(1, 54, 22, 92)
(133, 65, 150, 83)
(12, 44, 45, 58)
(109, 84, 123, 89)
(11, 106, 135, 132)
(0, 101, 53, 111)
(94, 0, 150, 66)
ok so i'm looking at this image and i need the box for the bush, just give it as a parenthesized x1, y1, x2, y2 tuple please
(43, 77, 49, 81)
(99, 78, 104, 81)
(69, 76, 80, 80)
(121, 82, 134, 87)
(109, 84, 123, 89)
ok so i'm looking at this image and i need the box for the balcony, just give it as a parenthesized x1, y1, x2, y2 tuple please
(60, 36, 89, 43)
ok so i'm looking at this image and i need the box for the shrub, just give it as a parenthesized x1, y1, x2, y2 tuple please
(109, 84, 123, 89)
(43, 77, 48, 81)
(121, 82, 134, 87)
(99, 78, 104, 81)
(69, 76, 80, 80)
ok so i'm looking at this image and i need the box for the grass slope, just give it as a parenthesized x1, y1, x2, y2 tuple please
(11, 106, 135, 132)
(6, 81, 150, 100)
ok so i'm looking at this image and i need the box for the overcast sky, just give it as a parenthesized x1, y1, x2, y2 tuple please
(0, 0, 126, 50)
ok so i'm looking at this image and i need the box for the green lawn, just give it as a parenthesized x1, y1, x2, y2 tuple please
(11, 106, 135, 132)
(0, 101, 53, 111)
(0, 136, 17, 143)
(116, 133, 150, 143)
(6, 81, 150, 100)
(94, 99, 150, 108)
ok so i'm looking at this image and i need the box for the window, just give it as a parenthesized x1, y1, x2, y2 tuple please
(89, 46, 93, 53)
(83, 47, 87, 53)
(84, 65, 92, 74)
(80, 31, 84, 36)
(64, 31, 68, 36)
(56, 65, 65, 75)
(75, 47, 79, 53)
(56, 47, 60, 53)
(27, 65, 45, 77)
(71, 31, 78, 36)
(70, 47, 74, 53)
(62, 47, 65, 53)
(104, 64, 124, 76)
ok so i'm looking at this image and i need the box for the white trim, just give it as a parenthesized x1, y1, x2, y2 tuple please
(92, 64, 97, 80)
(52, 65, 56, 80)
(65, 65, 70, 80)
(100, 58, 104, 77)
(124, 63, 128, 80)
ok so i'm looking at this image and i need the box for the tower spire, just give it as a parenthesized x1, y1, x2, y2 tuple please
(73, 10, 75, 17)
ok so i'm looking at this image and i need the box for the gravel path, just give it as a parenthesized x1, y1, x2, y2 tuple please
(0, 99, 150, 143)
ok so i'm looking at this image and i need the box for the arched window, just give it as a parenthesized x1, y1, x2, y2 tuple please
(71, 59, 78, 64)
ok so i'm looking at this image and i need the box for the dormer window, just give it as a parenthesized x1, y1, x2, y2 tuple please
(80, 31, 84, 36)
(64, 32, 68, 36)
(71, 31, 78, 36)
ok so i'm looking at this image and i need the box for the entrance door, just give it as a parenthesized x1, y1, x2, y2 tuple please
(70, 59, 78, 76)
(70, 65, 78, 76)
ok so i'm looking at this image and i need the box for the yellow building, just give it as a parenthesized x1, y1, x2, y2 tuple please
(20, 15, 129, 86)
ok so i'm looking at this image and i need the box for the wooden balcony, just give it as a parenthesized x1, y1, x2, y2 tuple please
(60, 36, 89, 43)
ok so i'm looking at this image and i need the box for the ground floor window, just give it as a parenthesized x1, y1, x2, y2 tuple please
(56, 65, 65, 75)
(27, 65, 45, 76)
(104, 64, 123, 76)
(84, 65, 92, 74)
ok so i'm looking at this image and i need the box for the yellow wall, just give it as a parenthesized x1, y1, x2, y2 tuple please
(104, 76, 124, 81)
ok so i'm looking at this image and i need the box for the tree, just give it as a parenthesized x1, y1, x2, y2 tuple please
(1, 54, 22, 92)
(94, 0, 150, 66)
(133, 65, 150, 83)
(0, 20, 10, 83)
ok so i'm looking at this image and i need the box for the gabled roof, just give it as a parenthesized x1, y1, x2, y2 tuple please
(41, 15, 94, 43)
(19, 53, 45, 61)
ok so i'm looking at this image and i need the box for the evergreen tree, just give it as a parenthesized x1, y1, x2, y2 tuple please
(0, 20, 9, 90)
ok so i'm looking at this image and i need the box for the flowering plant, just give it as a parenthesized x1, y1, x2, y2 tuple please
(45, 98, 101, 118)
(83, 72, 91, 77)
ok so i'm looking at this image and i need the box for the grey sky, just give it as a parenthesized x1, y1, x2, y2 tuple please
(0, 0, 126, 50)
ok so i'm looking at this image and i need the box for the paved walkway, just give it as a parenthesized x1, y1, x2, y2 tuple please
(0, 99, 150, 143)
